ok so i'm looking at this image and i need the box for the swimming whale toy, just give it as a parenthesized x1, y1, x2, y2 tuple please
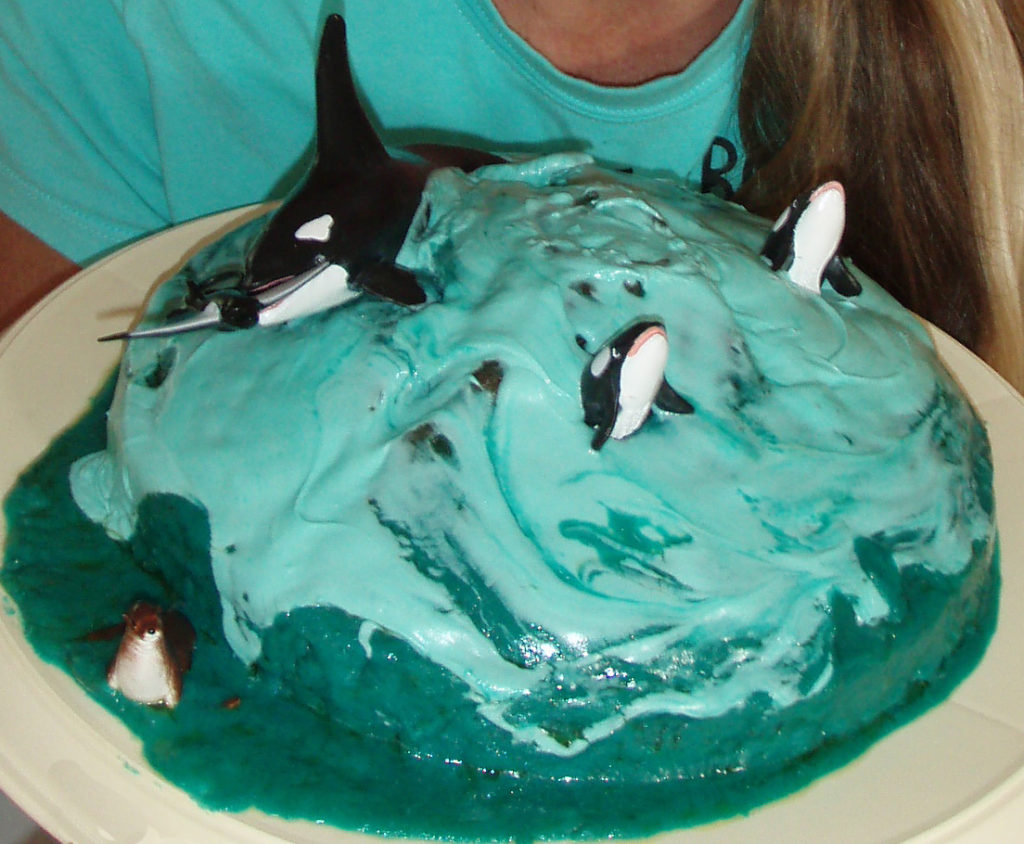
(760, 181, 862, 297)
(580, 321, 694, 450)
(103, 15, 497, 341)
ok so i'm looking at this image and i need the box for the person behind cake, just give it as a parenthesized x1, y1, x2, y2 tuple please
(0, 3, 1008, 837)
(0, 0, 1022, 389)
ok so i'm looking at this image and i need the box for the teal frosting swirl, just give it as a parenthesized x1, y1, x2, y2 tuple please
(70, 154, 996, 762)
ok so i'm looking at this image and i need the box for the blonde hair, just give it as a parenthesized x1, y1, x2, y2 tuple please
(946, 0, 1024, 389)
(738, 0, 1024, 391)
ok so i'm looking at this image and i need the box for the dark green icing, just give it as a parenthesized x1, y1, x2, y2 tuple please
(1, 374, 999, 840)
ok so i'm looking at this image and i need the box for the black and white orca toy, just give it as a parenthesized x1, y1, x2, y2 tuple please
(104, 15, 497, 341)
(760, 181, 862, 297)
(581, 321, 694, 451)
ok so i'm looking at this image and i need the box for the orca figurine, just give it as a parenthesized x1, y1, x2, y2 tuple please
(760, 181, 862, 297)
(104, 14, 499, 341)
(581, 321, 694, 451)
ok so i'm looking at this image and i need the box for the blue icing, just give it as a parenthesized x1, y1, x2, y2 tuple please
(70, 154, 995, 764)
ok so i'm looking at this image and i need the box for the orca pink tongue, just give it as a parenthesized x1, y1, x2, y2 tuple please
(627, 324, 667, 356)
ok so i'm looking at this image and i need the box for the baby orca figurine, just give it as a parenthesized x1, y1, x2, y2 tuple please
(105, 15, 497, 341)
(760, 181, 862, 297)
(581, 321, 694, 451)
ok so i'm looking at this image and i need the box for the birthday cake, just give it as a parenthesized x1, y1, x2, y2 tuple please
(0, 15, 998, 841)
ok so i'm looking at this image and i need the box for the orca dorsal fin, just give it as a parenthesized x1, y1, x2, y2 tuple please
(314, 14, 390, 177)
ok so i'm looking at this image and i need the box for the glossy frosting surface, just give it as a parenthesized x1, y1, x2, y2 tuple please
(70, 154, 995, 757)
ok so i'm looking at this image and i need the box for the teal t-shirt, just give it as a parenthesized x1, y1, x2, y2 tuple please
(0, 0, 753, 265)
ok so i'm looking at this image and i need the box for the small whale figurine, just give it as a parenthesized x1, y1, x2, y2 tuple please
(581, 321, 694, 450)
(103, 14, 499, 341)
(760, 181, 862, 297)
(107, 601, 196, 708)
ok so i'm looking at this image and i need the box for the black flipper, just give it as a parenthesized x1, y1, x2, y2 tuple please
(591, 422, 614, 451)
(654, 381, 695, 414)
(581, 366, 620, 451)
(822, 255, 862, 297)
(354, 262, 427, 306)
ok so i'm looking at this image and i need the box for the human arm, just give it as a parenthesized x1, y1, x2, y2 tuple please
(0, 0, 161, 325)
(0, 2, 324, 339)
(0, 212, 79, 333)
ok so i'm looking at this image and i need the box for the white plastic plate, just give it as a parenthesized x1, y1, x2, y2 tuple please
(2, 208, 1024, 844)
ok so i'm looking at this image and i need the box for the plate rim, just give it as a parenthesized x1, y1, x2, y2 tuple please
(2, 207, 1024, 844)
